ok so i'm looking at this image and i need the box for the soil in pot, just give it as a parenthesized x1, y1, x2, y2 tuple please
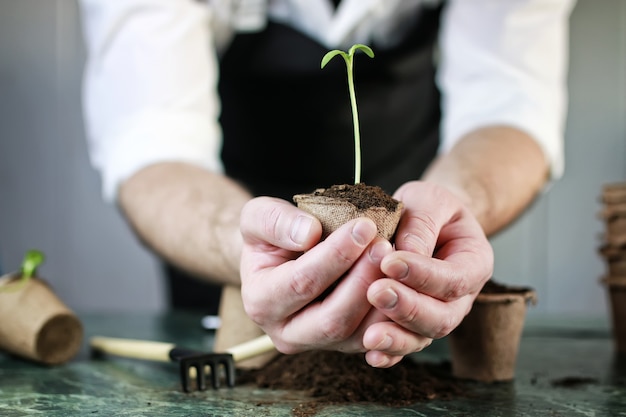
(447, 279, 537, 383)
(293, 183, 403, 241)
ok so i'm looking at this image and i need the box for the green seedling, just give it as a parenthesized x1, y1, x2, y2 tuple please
(0, 249, 45, 292)
(321, 44, 374, 185)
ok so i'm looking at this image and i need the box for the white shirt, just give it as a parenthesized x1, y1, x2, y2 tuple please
(79, 0, 575, 201)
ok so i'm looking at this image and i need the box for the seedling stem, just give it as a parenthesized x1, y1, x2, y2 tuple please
(321, 44, 374, 185)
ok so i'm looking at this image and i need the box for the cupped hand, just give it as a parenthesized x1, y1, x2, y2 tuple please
(363, 181, 494, 367)
(240, 196, 400, 355)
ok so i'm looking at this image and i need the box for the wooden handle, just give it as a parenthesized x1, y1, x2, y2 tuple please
(89, 334, 275, 363)
(90, 336, 175, 362)
(227, 334, 275, 363)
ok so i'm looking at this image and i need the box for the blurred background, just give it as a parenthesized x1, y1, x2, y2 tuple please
(0, 0, 624, 319)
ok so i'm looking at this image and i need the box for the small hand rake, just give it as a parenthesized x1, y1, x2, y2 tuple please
(90, 334, 275, 392)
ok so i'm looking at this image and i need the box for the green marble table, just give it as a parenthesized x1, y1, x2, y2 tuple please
(1, 311, 625, 416)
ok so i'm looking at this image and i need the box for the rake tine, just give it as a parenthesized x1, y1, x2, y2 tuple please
(207, 354, 236, 389)
(210, 361, 221, 389)
(219, 355, 236, 388)
(178, 358, 193, 393)
(172, 349, 209, 392)
(196, 362, 208, 391)
(192, 362, 206, 391)
(224, 357, 236, 387)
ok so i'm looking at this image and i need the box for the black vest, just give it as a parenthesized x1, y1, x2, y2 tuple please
(168, 5, 443, 311)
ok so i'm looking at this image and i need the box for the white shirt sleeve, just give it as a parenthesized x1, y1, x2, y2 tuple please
(437, 0, 576, 180)
(79, 0, 224, 202)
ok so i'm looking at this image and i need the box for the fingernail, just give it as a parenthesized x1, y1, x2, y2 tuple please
(352, 219, 375, 246)
(290, 215, 313, 245)
(373, 355, 390, 367)
(376, 288, 398, 309)
(369, 241, 390, 263)
(374, 334, 393, 350)
(388, 259, 409, 279)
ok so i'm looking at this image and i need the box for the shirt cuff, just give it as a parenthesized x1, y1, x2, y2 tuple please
(440, 98, 566, 182)
(90, 110, 223, 202)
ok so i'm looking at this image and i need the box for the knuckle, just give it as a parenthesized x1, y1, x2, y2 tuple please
(410, 266, 434, 289)
(444, 275, 470, 300)
(272, 340, 300, 355)
(391, 336, 409, 354)
(400, 211, 438, 254)
(413, 338, 432, 353)
(262, 205, 284, 241)
(241, 293, 266, 325)
(328, 242, 357, 267)
(319, 315, 354, 343)
(401, 301, 421, 328)
(432, 315, 458, 339)
(288, 269, 322, 300)
(241, 282, 275, 325)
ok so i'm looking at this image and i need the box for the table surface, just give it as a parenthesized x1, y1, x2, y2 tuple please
(1, 311, 625, 417)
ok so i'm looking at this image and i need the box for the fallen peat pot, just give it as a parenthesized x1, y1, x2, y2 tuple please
(293, 183, 403, 241)
(0, 274, 83, 365)
(447, 280, 537, 382)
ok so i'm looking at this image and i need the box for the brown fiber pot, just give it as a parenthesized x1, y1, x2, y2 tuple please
(0, 274, 83, 365)
(601, 276, 626, 354)
(448, 284, 537, 382)
(293, 186, 403, 241)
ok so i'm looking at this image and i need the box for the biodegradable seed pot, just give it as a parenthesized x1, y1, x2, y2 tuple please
(294, 184, 403, 240)
(0, 250, 83, 365)
(292, 44, 403, 240)
(448, 280, 537, 383)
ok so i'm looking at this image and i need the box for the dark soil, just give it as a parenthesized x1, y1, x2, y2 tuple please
(550, 376, 599, 388)
(312, 183, 399, 212)
(238, 350, 469, 411)
(481, 279, 532, 295)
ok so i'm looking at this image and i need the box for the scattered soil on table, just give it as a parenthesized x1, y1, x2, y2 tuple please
(312, 183, 399, 211)
(550, 376, 599, 388)
(238, 350, 470, 416)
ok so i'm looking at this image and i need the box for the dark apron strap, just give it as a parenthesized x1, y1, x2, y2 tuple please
(168, 5, 443, 310)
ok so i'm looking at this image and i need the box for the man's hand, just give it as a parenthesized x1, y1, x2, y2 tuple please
(240, 197, 407, 355)
(363, 181, 494, 367)
(240, 192, 472, 367)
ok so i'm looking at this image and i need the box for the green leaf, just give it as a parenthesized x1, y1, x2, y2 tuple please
(349, 44, 375, 59)
(0, 249, 45, 293)
(321, 50, 346, 68)
(21, 249, 45, 279)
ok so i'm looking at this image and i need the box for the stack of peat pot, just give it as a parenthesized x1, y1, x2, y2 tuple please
(598, 182, 626, 354)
